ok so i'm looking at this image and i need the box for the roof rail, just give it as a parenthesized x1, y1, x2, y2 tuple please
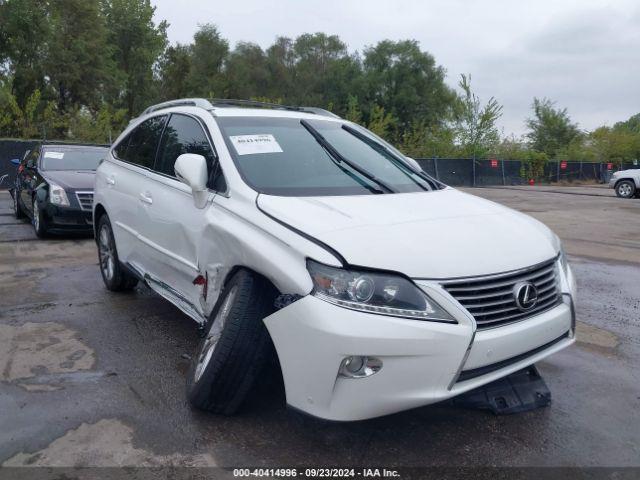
(209, 98, 341, 118)
(141, 98, 341, 119)
(142, 98, 213, 115)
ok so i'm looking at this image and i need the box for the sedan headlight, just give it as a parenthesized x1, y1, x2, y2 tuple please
(49, 182, 70, 206)
(307, 260, 456, 322)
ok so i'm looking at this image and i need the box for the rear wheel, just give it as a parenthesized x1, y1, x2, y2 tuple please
(615, 180, 635, 198)
(32, 197, 47, 238)
(186, 269, 277, 414)
(97, 214, 138, 291)
(13, 190, 25, 219)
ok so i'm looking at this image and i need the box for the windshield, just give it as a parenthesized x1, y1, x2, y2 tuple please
(215, 116, 436, 196)
(41, 146, 108, 171)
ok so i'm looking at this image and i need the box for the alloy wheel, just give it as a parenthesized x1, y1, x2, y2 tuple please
(194, 285, 239, 383)
(33, 199, 40, 231)
(618, 183, 633, 198)
(98, 224, 115, 281)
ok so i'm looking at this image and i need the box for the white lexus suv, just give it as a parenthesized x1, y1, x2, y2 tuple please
(93, 98, 577, 421)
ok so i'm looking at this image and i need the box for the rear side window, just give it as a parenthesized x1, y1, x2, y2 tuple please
(156, 114, 226, 191)
(115, 115, 167, 168)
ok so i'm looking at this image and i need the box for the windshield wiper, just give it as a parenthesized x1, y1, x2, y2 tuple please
(300, 119, 396, 194)
(341, 124, 437, 191)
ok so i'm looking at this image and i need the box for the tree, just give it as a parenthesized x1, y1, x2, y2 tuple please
(614, 113, 640, 134)
(362, 40, 457, 134)
(520, 150, 548, 180)
(588, 126, 637, 164)
(158, 44, 192, 100)
(455, 74, 502, 158)
(224, 42, 268, 99)
(290, 33, 360, 110)
(47, 0, 112, 112)
(612, 113, 640, 162)
(265, 36, 295, 101)
(101, 0, 168, 116)
(367, 104, 396, 139)
(526, 98, 580, 158)
(0, 0, 51, 107)
(345, 95, 362, 124)
(400, 121, 457, 158)
(186, 24, 228, 97)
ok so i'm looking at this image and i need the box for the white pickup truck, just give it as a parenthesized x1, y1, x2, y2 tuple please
(610, 169, 640, 198)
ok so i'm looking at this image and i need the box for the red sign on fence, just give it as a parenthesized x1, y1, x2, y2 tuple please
(560, 161, 567, 170)
(490, 159, 498, 168)
(607, 163, 613, 170)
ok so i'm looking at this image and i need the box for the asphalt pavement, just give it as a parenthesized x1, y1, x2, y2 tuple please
(0, 188, 638, 469)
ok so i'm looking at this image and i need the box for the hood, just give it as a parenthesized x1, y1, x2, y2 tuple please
(258, 188, 559, 279)
(615, 169, 638, 176)
(43, 170, 96, 191)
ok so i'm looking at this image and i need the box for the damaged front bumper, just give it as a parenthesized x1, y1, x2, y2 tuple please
(264, 274, 576, 421)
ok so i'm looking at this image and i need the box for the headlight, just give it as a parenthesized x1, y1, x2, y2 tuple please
(307, 260, 456, 323)
(49, 182, 69, 206)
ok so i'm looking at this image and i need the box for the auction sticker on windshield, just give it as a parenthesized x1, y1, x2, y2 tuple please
(44, 151, 65, 159)
(230, 134, 283, 155)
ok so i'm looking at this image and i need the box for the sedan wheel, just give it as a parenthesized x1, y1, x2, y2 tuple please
(32, 198, 47, 238)
(13, 190, 25, 219)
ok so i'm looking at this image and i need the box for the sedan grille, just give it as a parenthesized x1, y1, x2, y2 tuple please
(75, 191, 94, 211)
(441, 258, 561, 329)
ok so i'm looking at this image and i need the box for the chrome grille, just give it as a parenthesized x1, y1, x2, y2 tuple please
(75, 191, 94, 211)
(441, 258, 561, 329)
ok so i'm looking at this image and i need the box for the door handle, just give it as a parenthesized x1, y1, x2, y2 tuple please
(106, 176, 115, 186)
(139, 192, 153, 205)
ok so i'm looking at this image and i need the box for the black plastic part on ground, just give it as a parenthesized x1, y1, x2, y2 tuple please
(452, 365, 551, 415)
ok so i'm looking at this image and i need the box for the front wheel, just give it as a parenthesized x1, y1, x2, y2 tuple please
(32, 197, 47, 238)
(96, 214, 138, 291)
(186, 269, 277, 414)
(13, 190, 25, 219)
(615, 180, 636, 198)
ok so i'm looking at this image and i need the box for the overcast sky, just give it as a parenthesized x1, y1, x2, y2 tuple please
(152, 0, 640, 136)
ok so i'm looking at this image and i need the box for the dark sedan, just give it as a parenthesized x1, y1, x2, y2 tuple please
(11, 143, 109, 237)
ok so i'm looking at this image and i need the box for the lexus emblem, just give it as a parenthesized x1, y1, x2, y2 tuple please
(513, 282, 538, 311)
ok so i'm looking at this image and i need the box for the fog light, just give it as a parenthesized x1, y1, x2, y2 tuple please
(338, 356, 382, 378)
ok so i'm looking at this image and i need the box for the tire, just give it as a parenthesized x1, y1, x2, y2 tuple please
(32, 197, 48, 238)
(186, 269, 278, 414)
(96, 214, 138, 291)
(615, 180, 636, 199)
(13, 190, 25, 219)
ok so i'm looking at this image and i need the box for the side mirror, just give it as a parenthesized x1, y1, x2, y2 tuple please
(405, 156, 422, 172)
(10, 158, 20, 166)
(174, 153, 209, 208)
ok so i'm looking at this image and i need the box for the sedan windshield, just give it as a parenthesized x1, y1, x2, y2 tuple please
(216, 116, 437, 196)
(41, 146, 108, 171)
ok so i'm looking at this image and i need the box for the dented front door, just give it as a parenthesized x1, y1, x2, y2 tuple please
(139, 171, 209, 318)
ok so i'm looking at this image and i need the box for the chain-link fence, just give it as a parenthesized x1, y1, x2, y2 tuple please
(416, 158, 640, 187)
